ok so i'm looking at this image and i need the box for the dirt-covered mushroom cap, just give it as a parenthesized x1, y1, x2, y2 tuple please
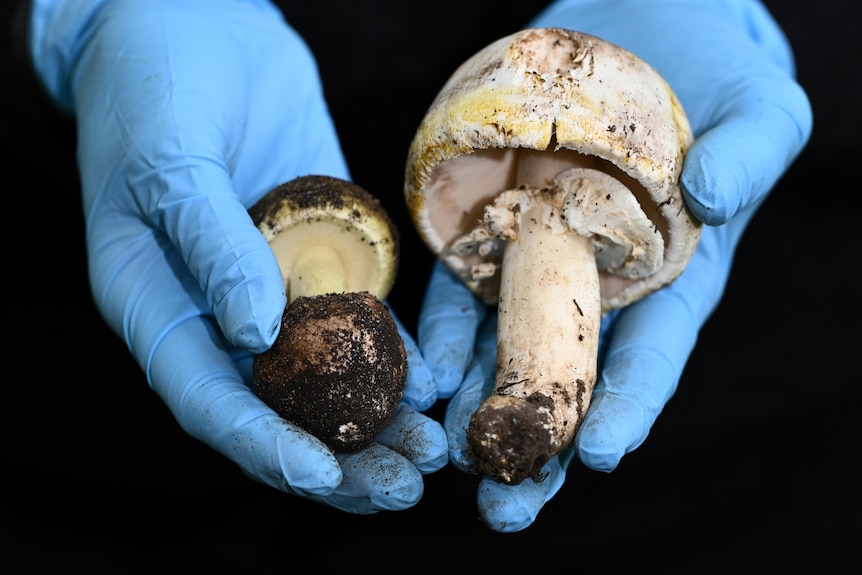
(253, 291, 407, 452)
(249, 175, 399, 302)
(405, 27, 701, 311)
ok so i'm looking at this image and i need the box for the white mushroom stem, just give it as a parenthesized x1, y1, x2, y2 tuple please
(288, 245, 348, 303)
(495, 199, 600, 442)
(498, 153, 601, 424)
(468, 153, 602, 484)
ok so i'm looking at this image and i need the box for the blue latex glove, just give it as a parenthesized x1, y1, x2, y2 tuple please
(28, 0, 446, 513)
(420, 0, 813, 531)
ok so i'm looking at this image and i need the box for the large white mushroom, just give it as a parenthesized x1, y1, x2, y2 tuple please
(404, 28, 701, 484)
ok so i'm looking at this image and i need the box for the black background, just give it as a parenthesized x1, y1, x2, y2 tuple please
(2, 1, 859, 571)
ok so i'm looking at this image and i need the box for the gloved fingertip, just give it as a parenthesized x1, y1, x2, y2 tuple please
(400, 388, 436, 415)
(476, 458, 566, 532)
(476, 479, 541, 533)
(576, 393, 648, 473)
(229, 313, 281, 354)
(282, 458, 343, 497)
(419, 326, 478, 399)
(218, 285, 285, 353)
(681, 91, 810, 227)
(414, 421, 450, 475)
(274, 434, 343, 496)
(208, 259, 287, 353)
(402, 343, 438, 412)
(285, 476, 341, 498)
(444, 407, 476, 472)
(578, 443, 623, 473)
(444, 383, 484, 473)
(375, 405, 448, 475)
(448, 442, 477, 474)
(416, 449, 449, 475)
(335, 445, 425, 512)
(680, 148, 733, 226)
(431, 363, 467, 399)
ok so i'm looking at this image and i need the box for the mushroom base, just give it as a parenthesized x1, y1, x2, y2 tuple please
(467, 395, 556, 485)
(252, 292, 407, 452)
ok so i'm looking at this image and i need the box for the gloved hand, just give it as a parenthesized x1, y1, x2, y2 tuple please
(27, 0, 446, 513)
(419, 0, 813, 531)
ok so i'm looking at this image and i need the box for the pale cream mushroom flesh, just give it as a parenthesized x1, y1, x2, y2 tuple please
(405, 28, 702, 484)
(250, 175, 406, 453)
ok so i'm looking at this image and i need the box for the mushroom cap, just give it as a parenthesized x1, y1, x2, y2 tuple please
(404, 28, 701, 310)
(249, 175, 400, 301)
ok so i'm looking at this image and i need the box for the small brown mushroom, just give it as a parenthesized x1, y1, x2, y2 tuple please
(249, 175, 406, 452)
(404, 28, 702, 484)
